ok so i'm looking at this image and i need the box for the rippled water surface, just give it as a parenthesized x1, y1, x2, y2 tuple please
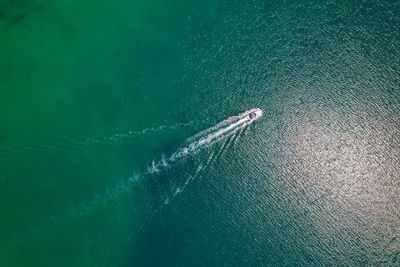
(1, 0, 399, 266)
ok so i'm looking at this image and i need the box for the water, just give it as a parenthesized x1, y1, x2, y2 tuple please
(1, 0, 400, 266)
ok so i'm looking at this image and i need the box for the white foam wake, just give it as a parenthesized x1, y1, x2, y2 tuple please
(145, 108, 262, 175)
(81, 108, 263, 205)
(8, 109, 263, 245)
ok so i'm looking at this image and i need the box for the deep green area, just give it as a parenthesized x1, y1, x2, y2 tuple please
(1, 0, 399, 266)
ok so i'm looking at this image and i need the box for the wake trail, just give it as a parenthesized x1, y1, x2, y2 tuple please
(163, 123, 250, 206)
(91, 108, 263, 206)
(0, 119, 210, 159)
(9, 109, 262, 244)
(68, 108, 262, 218)
(146, 108, 262, 175)
(224, 126, 244, 154)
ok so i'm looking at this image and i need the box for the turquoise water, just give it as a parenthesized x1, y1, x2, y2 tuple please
(1, 0, 400, 266)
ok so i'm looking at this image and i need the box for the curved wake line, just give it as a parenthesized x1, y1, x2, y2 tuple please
(0, 119, 210, 159)
(145, 108, 262, 175)
(98, 108, 263, 194)
(7, 109, 262, 244)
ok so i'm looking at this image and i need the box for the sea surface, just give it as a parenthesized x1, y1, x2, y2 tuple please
(1, 0, 400, 266)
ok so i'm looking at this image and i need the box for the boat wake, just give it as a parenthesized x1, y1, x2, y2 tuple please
(78, 108, 263, 214)
(9, 109, 263, 243)
(145, 108, 262, 175)
(0, 119, 210, 159)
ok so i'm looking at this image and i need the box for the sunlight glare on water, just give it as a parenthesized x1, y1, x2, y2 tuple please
(0, 0, 399, 266)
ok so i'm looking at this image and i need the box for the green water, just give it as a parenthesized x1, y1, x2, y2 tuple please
(1, 0, 400, 266)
